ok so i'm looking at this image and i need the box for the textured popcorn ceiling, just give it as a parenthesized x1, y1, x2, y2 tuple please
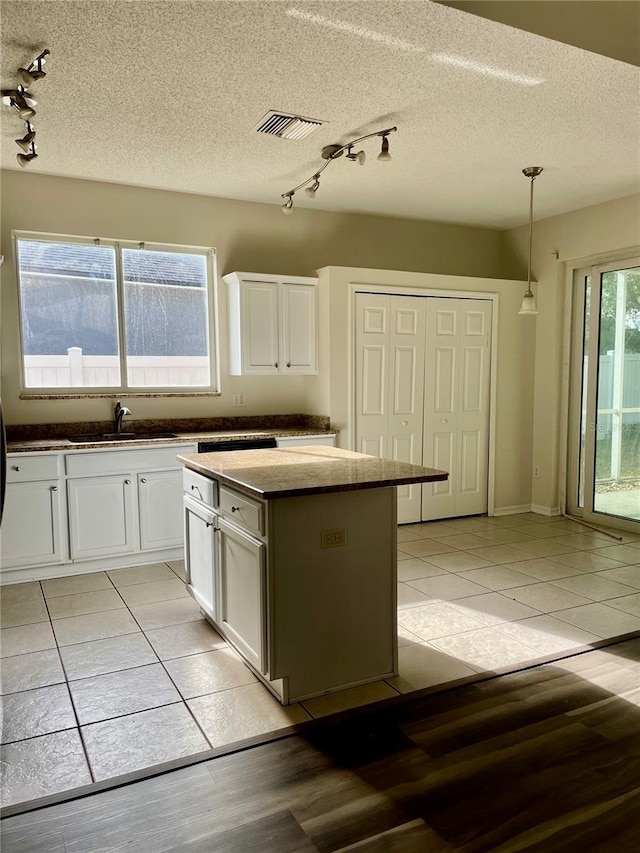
(1, 0, 639, 228)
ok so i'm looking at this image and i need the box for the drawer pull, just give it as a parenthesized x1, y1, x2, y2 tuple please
(140, 478, 147, 483)
(12, 466, 21, 472)
(51, 485, 59, 491)
(287, 362, 291, 368)
(231, 506, 241, 513)
(124, 479, 131, 485)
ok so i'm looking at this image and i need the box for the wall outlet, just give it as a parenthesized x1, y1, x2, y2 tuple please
(321, 528, 347, 548)
(232, 392, 246, 407)
(533, 465, 541, 479)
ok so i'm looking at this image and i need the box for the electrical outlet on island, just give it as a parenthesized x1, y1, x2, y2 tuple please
(232, 392, 246, 407)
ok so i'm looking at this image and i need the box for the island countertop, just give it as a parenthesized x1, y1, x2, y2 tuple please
(178, 445, 448, 500)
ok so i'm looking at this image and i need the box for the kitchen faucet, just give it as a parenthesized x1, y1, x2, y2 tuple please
(114, 400, 132, 433)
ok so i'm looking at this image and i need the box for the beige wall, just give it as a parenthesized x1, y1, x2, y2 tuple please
(503, 193, 640, 513)
(306, 267, 536, 512)
(0, 170, 505, 426)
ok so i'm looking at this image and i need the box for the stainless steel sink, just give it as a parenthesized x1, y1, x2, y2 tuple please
(68, 432, 178, 443)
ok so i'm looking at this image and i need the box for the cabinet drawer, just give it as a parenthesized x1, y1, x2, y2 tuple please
(66, 445, 194, 476)
(183, 468, 217, 508)
(7, 454, 61, 482)
(219, 486, 264, 536)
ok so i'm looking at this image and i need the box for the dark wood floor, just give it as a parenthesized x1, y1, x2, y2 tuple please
(2, 637, 640, 852)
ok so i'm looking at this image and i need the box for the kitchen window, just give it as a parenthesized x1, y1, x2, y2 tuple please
(14, 232, 219, 395)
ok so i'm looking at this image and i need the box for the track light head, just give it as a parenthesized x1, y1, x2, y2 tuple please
(282, 193, 294, 214)
(17, 150, 37, 167)
(15, 129, 36, 152)
(305, 177, 320, 198)
(346, 147, 366, 165)
(377, 136, 391, 161)
(17, 68, 36, 87)
(14, 100, 36, 120)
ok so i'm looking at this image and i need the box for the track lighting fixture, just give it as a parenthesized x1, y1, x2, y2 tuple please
(281, 125, 397, 213)
(282, 193, 294, 214)
(346, 147, 366, 165)
(15, 125, 35, 152)
(518, 166, 543, 316)
(377, 136, 391, 161)
(2, 48, 50, 168)
(305, 177, 320, 198)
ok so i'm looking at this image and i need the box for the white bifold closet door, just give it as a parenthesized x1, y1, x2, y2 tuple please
(355, 294, 426, 523)
(355, 293, 491, 523)
(421, 298, 492, 521)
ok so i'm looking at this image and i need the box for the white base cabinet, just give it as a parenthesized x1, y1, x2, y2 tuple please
(184, 495, 218, 618)
(1, 479, 65, 568)
(1, 444, 196, 584)
(68, 475, 137, 560)
(217, 516, 266, 674)
(183, 468, 397, 704)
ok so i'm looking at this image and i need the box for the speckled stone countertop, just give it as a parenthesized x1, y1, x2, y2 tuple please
(6, 415, 334, 452)
(178, 446, 448, 500)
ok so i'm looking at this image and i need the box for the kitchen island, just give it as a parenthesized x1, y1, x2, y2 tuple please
(178, 446, 448, 704)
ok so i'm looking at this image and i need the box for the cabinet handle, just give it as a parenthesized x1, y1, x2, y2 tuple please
(286, 362, 291, 368)
(231, 506, 241, 513)
(140, 478, 147, 483)
(124, 479, 131, 485)
(274, 362, 278, 368)
(12, 466, 21, 472)
(51, 485, 58, 491)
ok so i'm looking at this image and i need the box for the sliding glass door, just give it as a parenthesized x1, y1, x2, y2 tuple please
(568, 258, 640, 530)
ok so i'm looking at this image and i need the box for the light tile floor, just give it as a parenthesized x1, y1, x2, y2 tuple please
(2, 512, 640, 810)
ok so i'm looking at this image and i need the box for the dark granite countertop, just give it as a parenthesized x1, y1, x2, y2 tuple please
(179, 445, 448, 500)
(6, 415, 334, 453)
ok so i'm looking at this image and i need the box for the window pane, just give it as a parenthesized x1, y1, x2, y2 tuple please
(122, 248, 210, 387)
(17, 239, 120, 388)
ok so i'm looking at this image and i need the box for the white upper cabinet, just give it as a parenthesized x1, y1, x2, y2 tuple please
(224, 272, 317, 375)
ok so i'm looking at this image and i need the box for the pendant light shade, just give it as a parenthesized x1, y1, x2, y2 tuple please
(518, 166, 543, 316)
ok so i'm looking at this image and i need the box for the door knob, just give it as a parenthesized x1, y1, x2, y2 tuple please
(51, 485, 58, 491)
(124, 479, 131, 485)
(440, 419, 448, 424)
(401, 420, 408, 427)
(140, 478, 147, 483)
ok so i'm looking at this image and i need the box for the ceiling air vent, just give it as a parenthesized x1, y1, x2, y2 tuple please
(255, 111, 324, 140)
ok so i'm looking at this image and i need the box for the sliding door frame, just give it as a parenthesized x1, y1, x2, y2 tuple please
(562, 247, 640, 533)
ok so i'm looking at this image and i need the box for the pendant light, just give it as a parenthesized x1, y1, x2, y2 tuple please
(519, 166, 543, 315)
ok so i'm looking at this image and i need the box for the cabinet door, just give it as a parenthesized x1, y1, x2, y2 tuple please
(1, 480, 65, 569)
(184, 496, 217, 619)
(241, 280, 280, 374)
(138, 469, 184, 550)
(281, 282, 317, 374)
(217, 517, 266, 674)
(68, 475, 138, 559)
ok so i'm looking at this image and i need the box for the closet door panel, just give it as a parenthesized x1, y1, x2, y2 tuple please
(356, 295, 389, 461)
(388, 298, 425, 523)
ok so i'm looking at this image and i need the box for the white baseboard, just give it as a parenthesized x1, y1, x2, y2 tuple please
(0, 547, 184, 586)
(491, 504, 531, 517)
(531, 504, 562, 517)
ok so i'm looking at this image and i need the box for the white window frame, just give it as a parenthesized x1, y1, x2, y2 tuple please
(14, 230, 220, 398)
